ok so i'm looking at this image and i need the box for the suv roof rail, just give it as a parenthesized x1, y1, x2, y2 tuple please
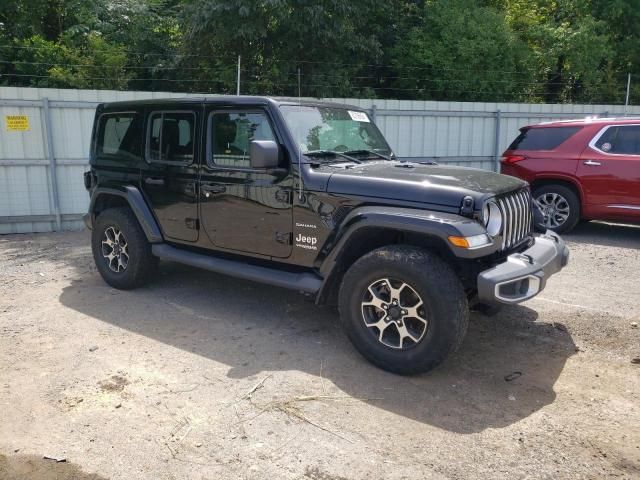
(537, 116, 640, 125)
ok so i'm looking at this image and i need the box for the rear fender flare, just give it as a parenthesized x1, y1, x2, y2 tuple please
(88, 186, 163, 243)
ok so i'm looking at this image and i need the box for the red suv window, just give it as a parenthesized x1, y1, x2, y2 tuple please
(592, 125, 640, 155)
(509, 126, 582, 151)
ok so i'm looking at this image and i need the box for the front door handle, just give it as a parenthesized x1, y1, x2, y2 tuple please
(583, 160, 602, 166)
(144, 177, 165, 186)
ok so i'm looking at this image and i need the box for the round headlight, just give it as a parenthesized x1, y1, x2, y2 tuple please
(483, 201, 503, 237)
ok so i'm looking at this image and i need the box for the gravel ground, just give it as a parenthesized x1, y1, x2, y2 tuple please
(0, 222, 639, 480)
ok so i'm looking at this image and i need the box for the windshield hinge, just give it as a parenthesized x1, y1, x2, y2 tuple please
(276, 232, 293, 245)
(460, 196, 475, 217)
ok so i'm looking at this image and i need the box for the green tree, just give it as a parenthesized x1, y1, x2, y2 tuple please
(180, 0, 392, 97)
(9, 34, 129, 89)
(504, 0, 613, 103)
(591, 0, 640, 103)
(1, 0, 639, 104)
(1, 0, 177, 90)
(391, 0, 534, 101)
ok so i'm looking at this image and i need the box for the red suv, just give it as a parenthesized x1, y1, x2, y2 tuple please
(501, 118, 640, 233)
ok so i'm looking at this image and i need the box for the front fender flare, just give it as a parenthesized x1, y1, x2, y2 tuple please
(87, 186, 163, 243)
(315, 206, 493, 303)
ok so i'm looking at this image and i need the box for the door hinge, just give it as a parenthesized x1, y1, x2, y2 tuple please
(185, 218, 199, 230)
(276, 231, 292, 244)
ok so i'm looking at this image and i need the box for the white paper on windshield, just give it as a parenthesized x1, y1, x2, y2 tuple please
(348, 110, 370, 122)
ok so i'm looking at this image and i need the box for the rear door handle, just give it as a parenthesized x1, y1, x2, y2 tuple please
(583, 160, 602, 166)
(144, 177, 165, 186)
(201, 184, 226, 196)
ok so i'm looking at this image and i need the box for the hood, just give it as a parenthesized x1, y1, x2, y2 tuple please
(320, 160, 527, 207)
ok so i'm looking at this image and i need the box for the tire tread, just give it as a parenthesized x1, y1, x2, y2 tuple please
(338, 245, 468, 375)
(91, 207, 157, 289)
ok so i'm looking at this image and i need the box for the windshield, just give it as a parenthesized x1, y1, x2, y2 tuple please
(280, 105, 392, 157)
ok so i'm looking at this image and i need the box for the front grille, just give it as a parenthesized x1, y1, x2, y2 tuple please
(496, 189, 533, 251)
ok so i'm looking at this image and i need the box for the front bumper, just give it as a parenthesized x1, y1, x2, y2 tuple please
(477, 231, 569, 304)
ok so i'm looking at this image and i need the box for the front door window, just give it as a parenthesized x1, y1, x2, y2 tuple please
(210, 112, 276, 168)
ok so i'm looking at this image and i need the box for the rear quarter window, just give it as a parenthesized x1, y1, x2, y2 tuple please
(96, 112, 142, 160)
(508, 126, 581, 151)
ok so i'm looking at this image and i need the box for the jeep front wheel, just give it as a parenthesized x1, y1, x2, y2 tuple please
(338, 245, 469, 375)
(91, 207, 157, 289)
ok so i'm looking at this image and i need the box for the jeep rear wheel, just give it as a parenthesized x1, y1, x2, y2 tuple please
(91, 207, 157, 289)
(338, 245, 469, 375)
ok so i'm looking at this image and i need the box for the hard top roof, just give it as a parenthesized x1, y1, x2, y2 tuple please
(100, 95, 363, 111)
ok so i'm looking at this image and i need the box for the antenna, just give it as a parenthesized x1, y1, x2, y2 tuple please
(236, 55, 241, 96)
(625, 73, 631, 116)
(297, 67, 303, 201)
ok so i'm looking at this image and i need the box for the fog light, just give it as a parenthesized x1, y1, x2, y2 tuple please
(495, 275, 541, 303)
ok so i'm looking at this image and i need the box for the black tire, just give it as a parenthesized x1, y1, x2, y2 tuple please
(532, 184, 580, 234)
(338, 245, 469, 375)
(91, 207, 158, 289)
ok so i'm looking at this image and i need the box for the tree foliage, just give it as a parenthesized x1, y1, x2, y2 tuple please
(392, 0, 534, 102)
(1, 0, 638, 103)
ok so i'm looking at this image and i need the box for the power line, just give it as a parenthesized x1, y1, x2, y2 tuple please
(0, 59, 630, 90)
(1, 72, 626, 98)
(287, 70, 629, 88)
(4, 43, 630, 79)
(0, 59, 237, 72)
(0, 44, 241, 62)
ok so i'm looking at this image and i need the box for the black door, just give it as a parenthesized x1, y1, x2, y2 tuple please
(199, 109, 293, 258)
(140, 108, 200, 242)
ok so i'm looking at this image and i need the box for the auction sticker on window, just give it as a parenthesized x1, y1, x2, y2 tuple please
(348, 110, 370, 123)
(5, 115, 30, 131)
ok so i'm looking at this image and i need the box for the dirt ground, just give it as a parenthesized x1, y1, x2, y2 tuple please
(0, 222, 639, 480)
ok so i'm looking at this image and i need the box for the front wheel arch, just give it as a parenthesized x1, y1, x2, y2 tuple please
(316, 227, 454, 306)
(530, 177, 583, 206)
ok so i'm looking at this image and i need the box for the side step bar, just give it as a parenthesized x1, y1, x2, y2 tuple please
(152, 244, 323, 294)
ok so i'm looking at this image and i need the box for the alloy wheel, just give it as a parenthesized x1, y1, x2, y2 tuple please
(361, 277, 429, 349)
(535, 192, 570, 229)
(101, 226, 129, 273)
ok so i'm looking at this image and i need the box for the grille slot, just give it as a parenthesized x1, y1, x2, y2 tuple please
(496, 189, 533, 251)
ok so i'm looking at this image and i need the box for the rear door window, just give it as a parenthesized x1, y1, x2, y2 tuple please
(509, 126, 581, 151)
(593, 125, 640, 155)
(147, 111, 196, 164)
(96, 113, 141, 159)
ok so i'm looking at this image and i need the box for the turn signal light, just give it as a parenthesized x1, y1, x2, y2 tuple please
(448, 236, 471, 248)
(448, 234, 491, 249)
(501, 154, 526, 164)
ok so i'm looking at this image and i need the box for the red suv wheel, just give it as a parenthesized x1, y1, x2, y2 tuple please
(532, 184, 580, 234)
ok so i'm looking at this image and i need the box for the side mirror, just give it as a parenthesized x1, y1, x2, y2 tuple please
(250, 140, 280, 169)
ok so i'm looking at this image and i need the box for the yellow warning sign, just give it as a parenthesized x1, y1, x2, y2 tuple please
(5, 115, 30, 131)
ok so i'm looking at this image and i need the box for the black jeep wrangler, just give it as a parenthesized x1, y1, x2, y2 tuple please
(83, 97, 569, 374)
